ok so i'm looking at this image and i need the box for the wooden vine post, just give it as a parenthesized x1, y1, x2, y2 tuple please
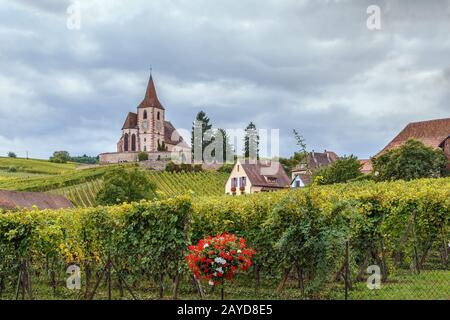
(15, 259, 33, 300)
(88, 257, 137, 300)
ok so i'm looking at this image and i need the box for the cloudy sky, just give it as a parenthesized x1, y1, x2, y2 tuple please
(0, 0, 449, 160)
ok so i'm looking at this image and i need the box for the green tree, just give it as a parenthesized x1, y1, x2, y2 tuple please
(95, 165, 156, 205)
(7, 152, 17, 158)
(216, 128, 234, 163)
(138, 151, 149, 161)
(314, 155, 362, 185)
(70, 154, 99, 164)
(191, 111, 213, 162)
(244, 122, 259, 159)
(372, 139, 447, 181)
(49, 151, 71, 163)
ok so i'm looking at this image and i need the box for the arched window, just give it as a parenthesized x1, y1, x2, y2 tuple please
(124, 133, 129, 152)
(157, 111, 160, 120)
(143, 110, 147, 119)
(131, 134, 136, 151)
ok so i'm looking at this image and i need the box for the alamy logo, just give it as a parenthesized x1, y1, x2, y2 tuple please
(66, 265, 81, 290)
(366, 5, 381, 30)
(366, 265, 381, 289)
(66, 1, 81, 30)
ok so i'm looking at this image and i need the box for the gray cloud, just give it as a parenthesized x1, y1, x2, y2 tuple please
(0, 0, 449, 159)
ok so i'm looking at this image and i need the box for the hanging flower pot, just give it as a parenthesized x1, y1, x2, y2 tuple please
(186, 233, 255, 300)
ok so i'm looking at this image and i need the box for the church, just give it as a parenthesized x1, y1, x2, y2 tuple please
(99, 74, 191, 164)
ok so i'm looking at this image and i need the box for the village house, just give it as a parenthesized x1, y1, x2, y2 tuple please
(363, 117, 450, 173)
(99, 74, 191, 164)
(0, 190, 73, 211)
(225, 159, 290, 195)
(359, 159, 373, 175)
(290, 150, 338, 187)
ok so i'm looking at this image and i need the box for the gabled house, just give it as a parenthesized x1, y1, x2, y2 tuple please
(359, 159, 373, 175)
(375, 117, 450, 170)
(290, 175, 306, 188)
(225, 159, 290, 195)
(290, 150, 338, 187)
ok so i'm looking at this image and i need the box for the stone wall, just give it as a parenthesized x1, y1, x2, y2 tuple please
(99, 151, 184, 168)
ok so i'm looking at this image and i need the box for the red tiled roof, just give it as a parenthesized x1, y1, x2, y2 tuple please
(138, 76, 165, 110)
(292, 150, 338, 172)
(376, 118, 450, 157)
(164, 121, 190, 148)
(122, 112, 138, 130)
(240, 160, 290, 188)
(0, 190, 73, 210)
(359, 159, 372, 174)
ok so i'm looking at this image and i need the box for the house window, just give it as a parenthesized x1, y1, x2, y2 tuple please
(143, 110, 147, 119)
(131, 134, 136, 151)
(124, 133, 129, 152)
(267, 177, 277, 183)
(231, 178, 237, 188)
(237, 165, 239, 172)
(295, 180, 301, 188)
(157, 111, 160, 120)
(239, 177, 246, 188)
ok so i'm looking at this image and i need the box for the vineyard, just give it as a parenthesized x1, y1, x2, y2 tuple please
(0, 166, 110, 192)
(49, 171, 229, 207)
(0, 177, 448, 300)
(0, 157, 77, 175)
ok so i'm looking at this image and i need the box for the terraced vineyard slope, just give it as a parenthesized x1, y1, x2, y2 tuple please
(51, 171, 229, 207)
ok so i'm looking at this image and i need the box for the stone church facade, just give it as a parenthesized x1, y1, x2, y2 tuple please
(99, 75, 191, 164)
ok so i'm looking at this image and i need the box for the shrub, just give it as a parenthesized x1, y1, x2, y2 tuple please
(49, 151, 71, 163)
(217, 163, 234, 173)
(137, 152, 149, 162)
(314, 155, 362, 185)
(372, 139, 447, 181)
(95, 165, 156, 205)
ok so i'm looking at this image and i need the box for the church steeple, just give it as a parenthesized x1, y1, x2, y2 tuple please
(138, 73, 165, 110)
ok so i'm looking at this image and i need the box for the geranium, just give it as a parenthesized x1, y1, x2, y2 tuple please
(186, 233, 255, 288)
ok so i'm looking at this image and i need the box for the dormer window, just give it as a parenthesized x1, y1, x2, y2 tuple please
(266, 176, 278, 184)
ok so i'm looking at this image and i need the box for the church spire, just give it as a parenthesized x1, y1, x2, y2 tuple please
(138, 71, 164, 110)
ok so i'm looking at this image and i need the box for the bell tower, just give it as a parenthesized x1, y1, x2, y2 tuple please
(137, 73, 165, 152)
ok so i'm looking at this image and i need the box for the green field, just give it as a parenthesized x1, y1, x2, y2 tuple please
(50, 171, 229, 207)
(0, 157, 77, 175)
(0, 157, 228, 206)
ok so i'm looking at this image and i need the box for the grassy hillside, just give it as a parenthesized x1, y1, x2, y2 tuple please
(0, 157, 77, 175)
(0, 157, 229, 207)
(50, 171, 229, 207)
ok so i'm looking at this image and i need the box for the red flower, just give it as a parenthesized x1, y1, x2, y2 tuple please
(185, 233, 255, 287)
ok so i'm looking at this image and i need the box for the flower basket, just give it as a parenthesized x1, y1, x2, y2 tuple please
(231, 187, 236, 192)
(186, 233, 255, 299)
(239, 186, 245, 192)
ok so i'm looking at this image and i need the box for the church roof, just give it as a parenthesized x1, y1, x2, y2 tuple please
(376, 118, 450, 157)
(164, 121, 190, 148)
(122, 112, 138, 130)
(138, 75, 165, 110)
